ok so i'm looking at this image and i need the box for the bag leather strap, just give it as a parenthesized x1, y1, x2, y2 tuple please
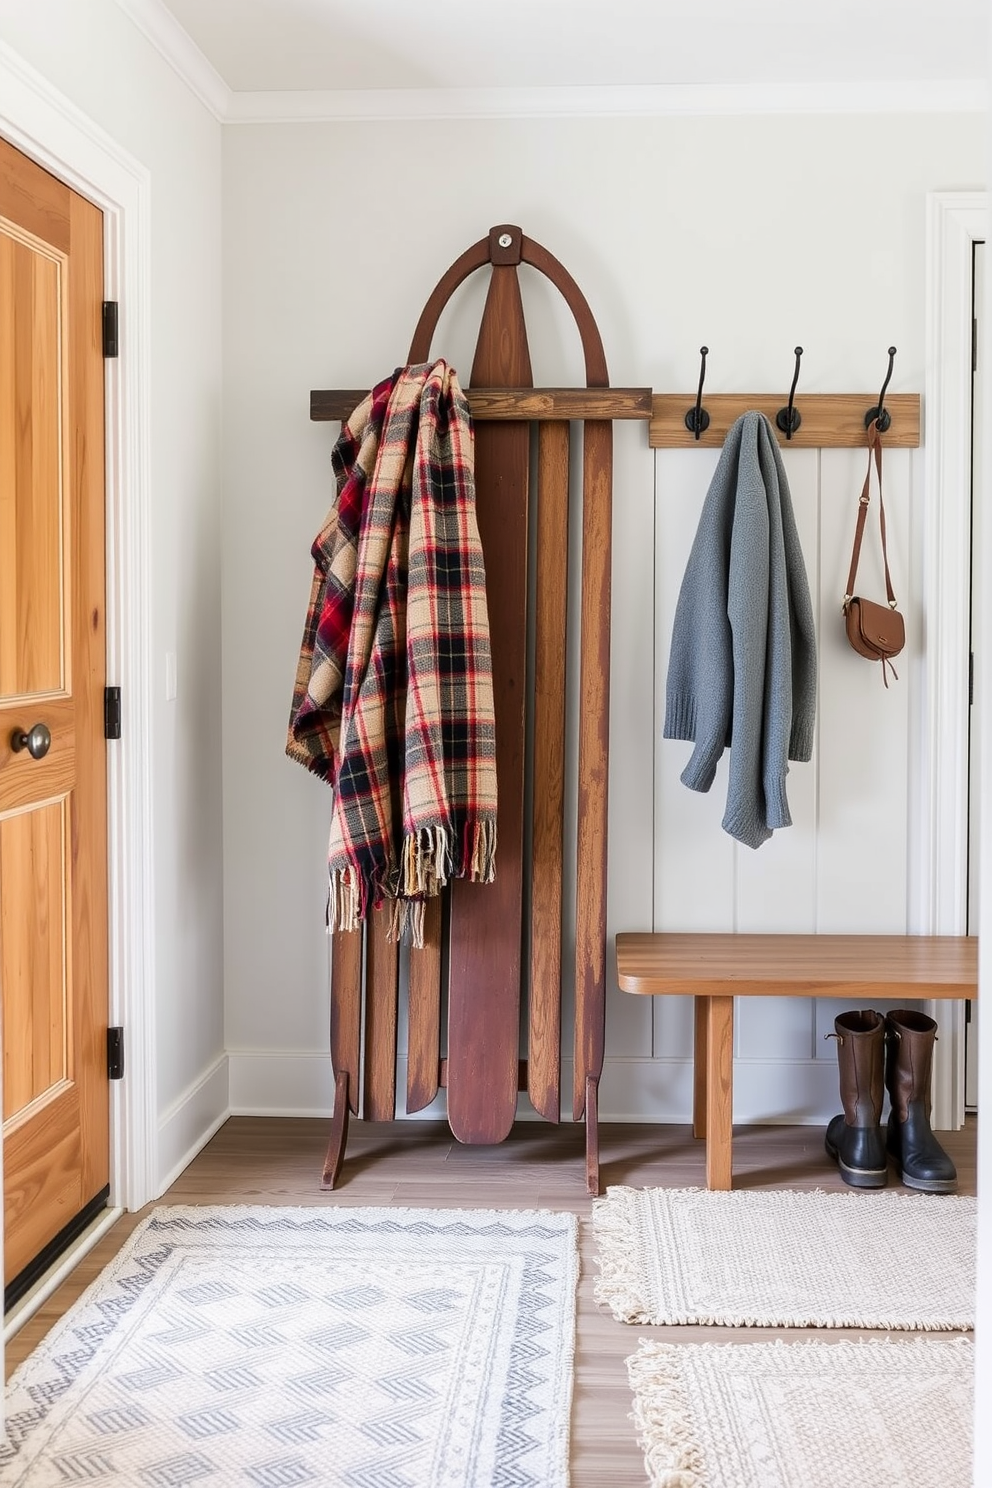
(845, 420, 897, 607)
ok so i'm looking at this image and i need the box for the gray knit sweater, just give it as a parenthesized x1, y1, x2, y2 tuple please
(663, 411, 817, 849)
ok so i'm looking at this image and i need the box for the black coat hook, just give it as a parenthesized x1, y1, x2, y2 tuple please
(864, 346, 897, 432)
(684, 346, 710, 439)
(776, 347, 803, 440)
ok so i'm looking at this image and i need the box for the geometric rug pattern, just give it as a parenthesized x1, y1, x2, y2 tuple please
(627, 1335, 975, 1487)
(593, 1186, 975, 1330)
(0, 1205, 578, 1487)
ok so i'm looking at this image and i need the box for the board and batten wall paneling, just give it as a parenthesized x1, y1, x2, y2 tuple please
(220, 112, 983, 1126)
(652, 442, 919, 1123)
(816, 447, 912, 932)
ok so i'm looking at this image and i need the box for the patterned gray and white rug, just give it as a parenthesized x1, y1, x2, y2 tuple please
(593, 1186, 975, 1329)
(1, 1204, 578, 1488)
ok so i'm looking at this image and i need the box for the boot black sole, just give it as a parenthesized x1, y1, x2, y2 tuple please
(824, 1135, 888, 1188)
(893, 1169, 958, 1194)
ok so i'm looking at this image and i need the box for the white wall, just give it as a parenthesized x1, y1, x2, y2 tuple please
(0, 0, 226, 1188)
(222, 109, 985, 1121)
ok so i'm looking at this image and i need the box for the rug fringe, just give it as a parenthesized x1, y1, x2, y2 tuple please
(591, 1185, 655, 1324)
(627, 1341, 706, 1488)
(593, 1186, 976, 1330)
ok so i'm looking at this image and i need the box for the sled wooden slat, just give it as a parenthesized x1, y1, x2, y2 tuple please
(447, 249, 532, 1145)
(320, 928, 363, 1188)
(572, 421, 612, 1172)
(405, 896, 443, 1115)
(527, 421, 570, 1125)
(363, 912, 398, 1123)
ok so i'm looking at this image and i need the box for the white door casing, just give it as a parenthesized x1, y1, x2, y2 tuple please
(923, 191, 987, 1130)
(0, 38, 157, 1218)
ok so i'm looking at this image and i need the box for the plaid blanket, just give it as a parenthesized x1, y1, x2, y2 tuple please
(287, 361, 497, 945)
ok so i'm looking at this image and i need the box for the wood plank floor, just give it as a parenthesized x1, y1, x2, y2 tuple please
(6, 1116, 977, 1486)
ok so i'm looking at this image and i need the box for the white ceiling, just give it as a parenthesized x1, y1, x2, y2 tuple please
(154, 0, 987, 94)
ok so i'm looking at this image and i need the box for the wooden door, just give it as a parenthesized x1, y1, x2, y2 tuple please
(0, 137, 109, 1288)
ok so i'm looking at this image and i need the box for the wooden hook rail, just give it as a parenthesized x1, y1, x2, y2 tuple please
(311, 386, 653, 423)
(650, 393, 921, 449)
(314, 389, 920, 448)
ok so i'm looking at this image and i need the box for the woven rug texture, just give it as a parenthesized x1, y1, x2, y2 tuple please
(1, 1204, 578, 1488)
(627, 1336, 974, 1488)
(593, 1186, 975, 1329)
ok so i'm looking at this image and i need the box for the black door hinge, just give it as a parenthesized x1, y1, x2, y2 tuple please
(969, 653, 975, 707)
(102, 301, 119, 358)
(107, 1026, 124, 1080)
(104, 685, 122, 740)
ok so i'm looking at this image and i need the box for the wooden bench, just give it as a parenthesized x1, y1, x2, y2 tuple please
(615, 932, 978, 1190)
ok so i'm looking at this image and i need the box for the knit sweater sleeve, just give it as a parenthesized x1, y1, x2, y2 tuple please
(662, 423, 743, 792)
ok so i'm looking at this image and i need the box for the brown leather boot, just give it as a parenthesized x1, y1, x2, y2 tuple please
(884, 1009, 957, 1193)
(824, 1010, 887, 1188)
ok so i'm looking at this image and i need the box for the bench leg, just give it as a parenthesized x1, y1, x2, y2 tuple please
(705, 995, 734, 1191)
(693, 996, 709, 1138)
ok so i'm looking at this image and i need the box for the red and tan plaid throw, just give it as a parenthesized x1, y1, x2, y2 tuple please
(287, 361, 497, 945)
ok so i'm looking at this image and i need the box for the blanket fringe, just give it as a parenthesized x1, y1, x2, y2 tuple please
(387, 898, 426, 950)
(327, 819, 496, 947)
(328, 865, 362, 936)
(466, 818, 497, 884)
(398, 820, 497, 900)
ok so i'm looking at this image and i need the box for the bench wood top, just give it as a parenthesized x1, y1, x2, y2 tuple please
(615, 931, 977, 1191)
(616, 932, 978, 1000)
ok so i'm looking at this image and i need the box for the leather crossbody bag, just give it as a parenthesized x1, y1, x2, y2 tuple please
(843, 421, 905, 685)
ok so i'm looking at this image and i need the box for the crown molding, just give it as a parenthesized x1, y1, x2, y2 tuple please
(109, 3, 987, 126)
(226, 79, 988, 125)
(115, 0, 231, 120)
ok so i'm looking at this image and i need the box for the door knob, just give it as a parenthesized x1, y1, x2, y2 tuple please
(10, 723, 52, 760)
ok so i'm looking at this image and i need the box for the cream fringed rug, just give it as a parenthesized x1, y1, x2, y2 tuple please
(627, 1336, 974, 1488)
(0, 1204, 577, 1488)
(593, 1186, 975, 1329)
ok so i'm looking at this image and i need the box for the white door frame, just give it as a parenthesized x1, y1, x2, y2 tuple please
(922, 190, 987, 1129)
(0, 41, 157, 1215)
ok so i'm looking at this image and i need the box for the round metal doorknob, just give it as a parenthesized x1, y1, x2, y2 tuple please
(10, 723, 52, 760)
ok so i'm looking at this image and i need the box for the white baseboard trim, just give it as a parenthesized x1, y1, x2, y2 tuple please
(156, 1055, 230, 1196)
(227, 1050, 857, 1127)
(228, 1050, 340, 1117)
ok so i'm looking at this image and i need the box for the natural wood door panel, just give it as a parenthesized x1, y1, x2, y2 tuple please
(0, 694, 75, 813)
(0, 146, 70, 255)
(0, 136, 109, 1286)
(0, 800, 68, 1120)
(0, 221, 66, 699)
(2, 1085, 82, 1279)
